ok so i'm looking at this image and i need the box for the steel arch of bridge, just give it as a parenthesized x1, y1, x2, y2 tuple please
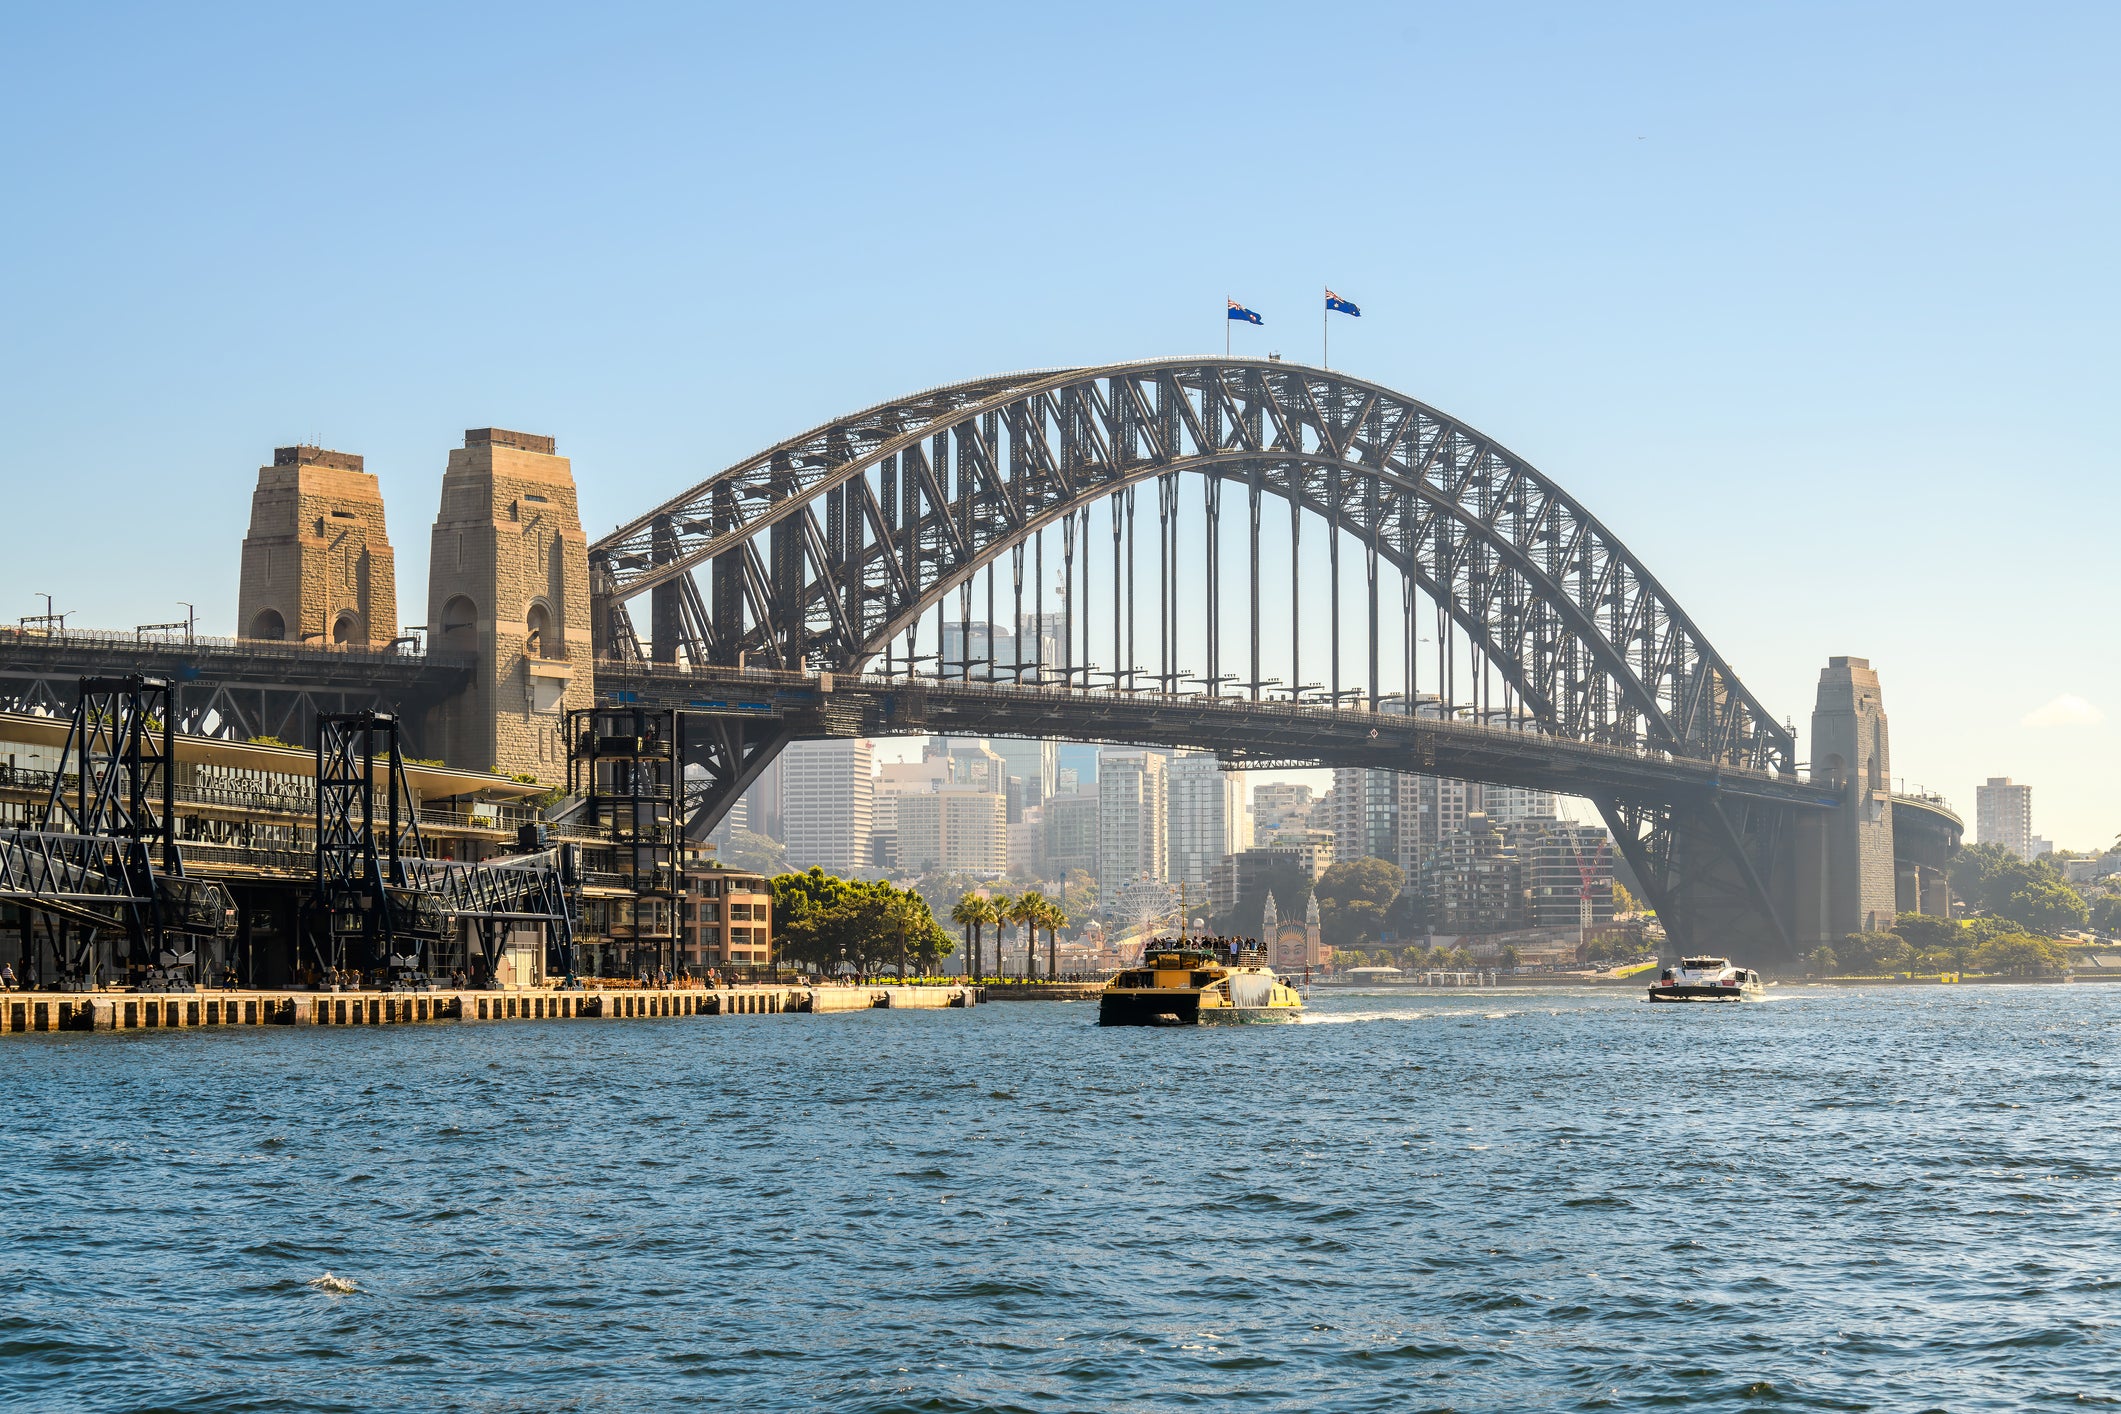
(592, 358, 1791, 776)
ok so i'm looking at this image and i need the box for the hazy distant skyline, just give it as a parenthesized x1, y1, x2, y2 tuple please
(3, 4, 2115, 844)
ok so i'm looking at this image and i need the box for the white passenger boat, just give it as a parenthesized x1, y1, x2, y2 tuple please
(1647, 955, 1765, 1003)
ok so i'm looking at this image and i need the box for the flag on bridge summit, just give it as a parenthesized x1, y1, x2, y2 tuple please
(1226, 299, 1263, 325)
(1325, 290, 1361, 317)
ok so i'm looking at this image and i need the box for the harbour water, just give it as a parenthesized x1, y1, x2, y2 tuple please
(3, 984, 2116, 1410)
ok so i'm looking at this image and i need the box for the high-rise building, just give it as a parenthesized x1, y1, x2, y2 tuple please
(777, 739, 874, 875)
(1483, 784, 1559, 826)
(1514, 821, 1616, 931)
(1015, 611, 1066, 683)
(988, 738, 1060, 809)
(1009, 806, 1044, 876)
(1042, 791, 1100, 878)
(940, 620, 1012, 679)
(2028, 835, 2054, 861)
(1976, 777, 2033, 859)
(1327, 767, 1401, 865)
(873, 757, 950, 868)
(1251, 781, 1316, 841)
(1058, 743, 1101, 789)
(896, 785, 1007, 876)
(1428, 811, 1524, 934)
(940, 738, 1008, 793)
(1167, 752, 1249, 889)
(735, 752, 785, 841)
(1210, 841, 1336, 912)
(1098, 751, 1169, 908)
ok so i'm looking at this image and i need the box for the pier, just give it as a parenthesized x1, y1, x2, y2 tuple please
(1, 982, 978, 1034)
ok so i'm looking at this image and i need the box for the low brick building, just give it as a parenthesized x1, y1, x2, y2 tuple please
(680, 861, 774, 972)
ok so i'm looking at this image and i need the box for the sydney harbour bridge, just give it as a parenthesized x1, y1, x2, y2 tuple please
(0, 358, 1958, 975)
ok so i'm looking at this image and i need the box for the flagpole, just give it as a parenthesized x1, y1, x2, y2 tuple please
(1323, 286, 1329, 370)
(1225, 298, 1231, 359)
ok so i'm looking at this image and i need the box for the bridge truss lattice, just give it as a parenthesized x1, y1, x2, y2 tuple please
(588, 359, 1807, 962)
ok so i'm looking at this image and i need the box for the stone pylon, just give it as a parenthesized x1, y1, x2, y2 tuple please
(1794, 656, 1898, 946)
(423, 429, 592, 781)
(237, 446, 398, 646)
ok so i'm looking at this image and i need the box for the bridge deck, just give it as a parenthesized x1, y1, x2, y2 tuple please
(599, 664, 1840, 808)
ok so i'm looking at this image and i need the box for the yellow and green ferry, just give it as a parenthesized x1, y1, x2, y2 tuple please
(1098, 940, 1305, 1026)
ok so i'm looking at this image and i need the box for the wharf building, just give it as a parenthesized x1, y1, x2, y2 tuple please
(0, 711, 583, 988)
(675, 848, 775, 973)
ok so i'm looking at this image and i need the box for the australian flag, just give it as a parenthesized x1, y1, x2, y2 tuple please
(1325, 290, 1361, 317)
(1227, 299, 1263, 325)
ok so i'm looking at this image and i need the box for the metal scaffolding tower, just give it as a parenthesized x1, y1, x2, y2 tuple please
(567, 705, 681, 980)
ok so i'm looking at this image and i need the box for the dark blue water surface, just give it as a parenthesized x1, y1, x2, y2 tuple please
(4, 984, 2119, 1412)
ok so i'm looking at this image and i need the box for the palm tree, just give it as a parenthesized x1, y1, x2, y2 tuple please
(1039, 897, 1070, 980)
(987, 891, 1017, 981)
(1008, 891, 1043, 980)
(950, 892, 997, 980)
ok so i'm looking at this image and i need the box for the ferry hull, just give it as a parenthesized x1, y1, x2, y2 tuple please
(1099, 993, 1200, 1026)
(1647, 985, 1761, 1003)
(1098, 993, 1303, 1025)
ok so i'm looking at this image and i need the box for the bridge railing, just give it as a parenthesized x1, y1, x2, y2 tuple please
(0, 624, 475, 671)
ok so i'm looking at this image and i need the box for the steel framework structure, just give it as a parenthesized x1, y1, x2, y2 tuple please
(586, 360, 1812, 964)
(312, 712, 578, 986)
(565, 705, 681, 979)
(591, 359, 1790, 772)
(0, 677, 235, 989)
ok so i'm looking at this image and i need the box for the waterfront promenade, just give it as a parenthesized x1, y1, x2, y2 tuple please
(1, 982, 977, 1035)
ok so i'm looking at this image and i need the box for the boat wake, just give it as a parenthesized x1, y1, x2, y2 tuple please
(1299, 1007, 1531, 1025)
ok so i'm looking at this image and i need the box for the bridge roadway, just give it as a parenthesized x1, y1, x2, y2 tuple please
(595, 662, 1842, 811)
(0, 626, 469, 751)
(0, 625, 1959, 867)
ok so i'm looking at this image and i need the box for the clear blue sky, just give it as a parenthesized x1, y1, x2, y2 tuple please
(3, 3, 2115, 844)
